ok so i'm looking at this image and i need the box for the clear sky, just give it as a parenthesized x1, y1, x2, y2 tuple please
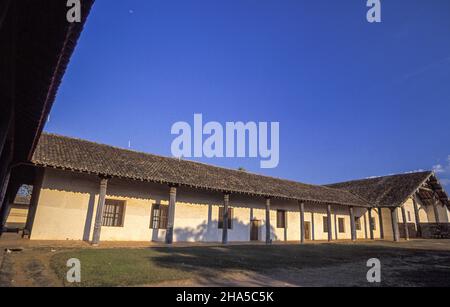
(45, 0, 450, 188)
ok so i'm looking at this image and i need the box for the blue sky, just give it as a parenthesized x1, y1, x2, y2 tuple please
(46, 0, 450, 187)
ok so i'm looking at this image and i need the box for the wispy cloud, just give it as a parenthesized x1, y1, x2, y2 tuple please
(400, 56, 450, 83)
(433, 155, 450, 188)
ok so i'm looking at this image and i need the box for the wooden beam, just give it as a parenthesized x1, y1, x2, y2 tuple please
(364, 213, 368, 239)
(165, 185, 177, 244)
(222, 193, 230, 244)
(327, 204, 332, 242)
(433, 199, 440, 223)
(400, 206, 409, 241)
(265, 197, 271, 244)
(368, 208, 374, 240)
(419, 186, 433, 193)
(299, 202, 305, 244)
(378, 208, 384, 240)
(390, 208, 400, 242)
(412, 194, 421, 237)
(92, 177, 108, 245)
(349, 206, 356, 241)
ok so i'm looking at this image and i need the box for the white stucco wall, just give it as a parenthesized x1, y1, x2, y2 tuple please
(31, 168, 383, 242)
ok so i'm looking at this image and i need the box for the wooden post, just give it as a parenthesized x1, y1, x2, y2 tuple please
(311, 211, 315, 241)
(265, 197, 271, 244)
(378, 208, 384, 239)
(400, 206, 409, 240)
(349, 206, 356, 241)
(412, 195, 421, 237)
(334, 213, 338, 240)
(433, 199, 440, 223)
(327, 204, 332, 242)
(368, 208, 374, 240)
(165, 185, 177, 244)
(390, 207, 400, 242)
(222, 193, 230, 244)
(364, 214, 368, 239)
(92, 177, 108, 245)
(299, 202, 305, 244)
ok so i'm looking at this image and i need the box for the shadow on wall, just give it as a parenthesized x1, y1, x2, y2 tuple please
(173, 206, 278, 242)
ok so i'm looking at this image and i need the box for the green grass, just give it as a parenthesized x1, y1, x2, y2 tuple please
(50, 243, 450, 287)
(51, 248, 193, 286)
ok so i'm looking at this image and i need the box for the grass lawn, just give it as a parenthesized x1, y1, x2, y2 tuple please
(49, 242, 450, 287)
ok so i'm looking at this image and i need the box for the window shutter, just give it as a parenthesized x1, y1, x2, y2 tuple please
(160, 205, 168, 229)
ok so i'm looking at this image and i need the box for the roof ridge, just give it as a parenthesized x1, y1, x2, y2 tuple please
(325, 170, 433, 187)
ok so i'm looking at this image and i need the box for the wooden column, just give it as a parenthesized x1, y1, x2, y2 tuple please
(299, 202, 305, 244)
(368, 208, 374, 240)
(378, 208, 384, 239)
(390, 207, 400, 242)
(400, 206, 409, 240)
(433, 199, 440, 223)
(349, 206, 356, 241)
(222, 193, 230, 244)
(412, 195, 421, 237)
(311, 212, 315, 241)
(92, 177, 108, 245)
(265, 197, 271, 244)
(364, 214, 368, 239)
(165, 185, 177, 244)
(327, 204, 332, 242)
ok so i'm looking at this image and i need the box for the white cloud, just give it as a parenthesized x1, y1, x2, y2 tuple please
(433, 164, 445, 173)
(404, 169, 425, 174)
(433, 155, 450, 188)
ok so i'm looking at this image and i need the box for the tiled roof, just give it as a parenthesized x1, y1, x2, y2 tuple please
(326, 171, 449, 207)
(32, 133, 371, 207)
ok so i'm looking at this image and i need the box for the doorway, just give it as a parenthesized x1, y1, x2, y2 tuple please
(250, 220, 261, 241)
(304, 221, 312, 240)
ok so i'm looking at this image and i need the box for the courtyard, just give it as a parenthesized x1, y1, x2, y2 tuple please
(0, 237, 449, 287)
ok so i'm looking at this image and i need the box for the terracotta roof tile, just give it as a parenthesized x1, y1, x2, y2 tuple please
(32, 133, 371, 207)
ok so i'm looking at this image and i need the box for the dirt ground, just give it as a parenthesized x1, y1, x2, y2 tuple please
(1, 234, 450, 287)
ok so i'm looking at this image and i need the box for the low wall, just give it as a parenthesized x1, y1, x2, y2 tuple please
(420, 223, 450, 239)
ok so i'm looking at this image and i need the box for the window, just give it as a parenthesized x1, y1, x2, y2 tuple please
(323, 216, 329, 233)
(102, 199, 125, 227)
(150, 204, 168, 229)
(338, 218, 345, 233)
(355, 217, 361, 230)
(218, 207, 233, 229)
(276, 210, 286, 228)
(371, 217, 376, 231)
(407, 211, 412, 222)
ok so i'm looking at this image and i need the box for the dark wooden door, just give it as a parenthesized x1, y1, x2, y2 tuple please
(304, 221, 311, 240)
(250, 220, 260, 241)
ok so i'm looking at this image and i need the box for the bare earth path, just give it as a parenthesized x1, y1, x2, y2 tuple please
(1, 235, 450, 287)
